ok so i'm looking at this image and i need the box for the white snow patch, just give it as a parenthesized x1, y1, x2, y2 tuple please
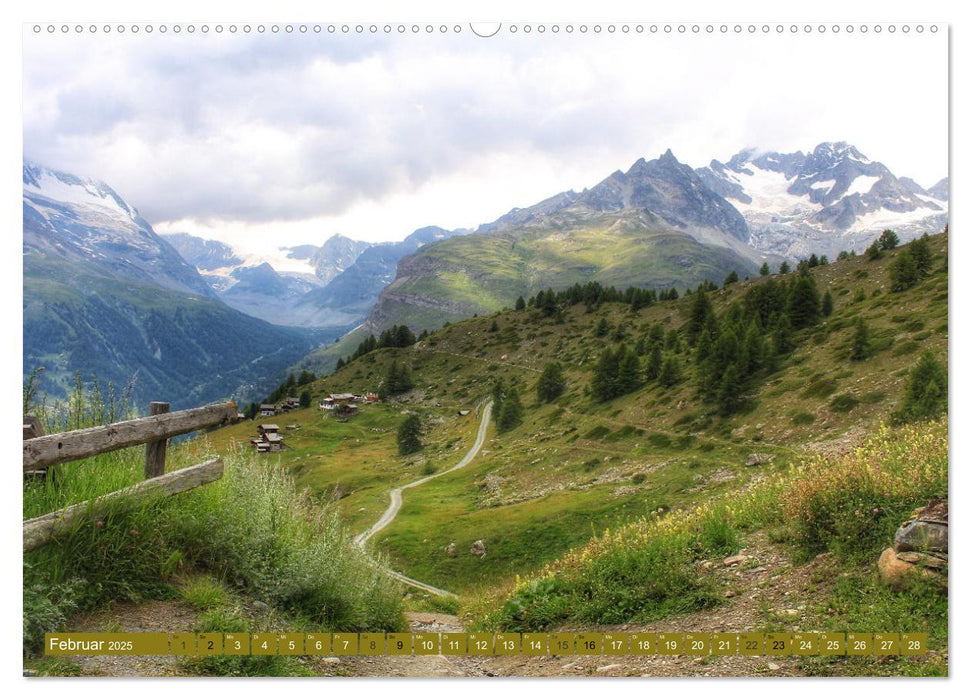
(918, 196, 948, 209)
(848, 206, 944, 234)
(25, 171, 131, 218)
(731, 165, 818, 216)
(844, 175, 881, 197)
(810, 179, 836, 192)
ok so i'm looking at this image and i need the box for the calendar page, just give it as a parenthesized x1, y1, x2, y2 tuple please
(20, 8, 949, 686)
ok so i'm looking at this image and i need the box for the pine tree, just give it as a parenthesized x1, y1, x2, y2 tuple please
(892, 351, 947, 424)
(649, 323, 665, 345)
(723, 270, 739, 286)
(694, 317, 716, 366)
(536, 362, 566, 402)
(397, 365, 413, 393)
(772, 313, 794, 355)
(496, 388, 524, 432)
(489, 319, 499, 332)
(865, 240, 883, 261)
(909, 234, 933, 278)
(889, 249, 919, 292)
(808, 253, 819, 268)
(492, 378, 505, 420)
(819, 255, 829, 266)
(299, 390, 312, 408)
(645, 344, 663, 381)
(659, 355, 681, 388)
(849, 318, 870, 361)
(759, 262, 770, 276)
(540, 288, 558, 317)
(821, 290, 834, 317)
(617, 347, 642, 393)
(591, 348, 620, 401)
(779, 261, 791, 274)
(878, 229, 899, 250)
(594, 318, 610, 338)
(335, 357, 346, 370)
(716, 363, 743, 414)
(665, 329, 681, 353)
(515, 296, 526, 311)
(787, 273, 821, 329)
(742, 322, 764, 374)
(686, 290, 714, 346)
(397, 414, 423, 455)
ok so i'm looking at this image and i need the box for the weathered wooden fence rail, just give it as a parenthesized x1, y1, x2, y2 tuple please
(23, 401, 236, 552)
(23, 458, 223, 553)
(23, 402, 236, 472)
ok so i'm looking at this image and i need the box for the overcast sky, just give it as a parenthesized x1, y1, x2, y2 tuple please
(23, 25, 948, 256)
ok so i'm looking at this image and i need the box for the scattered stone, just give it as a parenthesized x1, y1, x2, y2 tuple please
(750, 566, 768, 573)
(723, 555, 748, 566)
(894, 498, 948, 555)
(894, 520, 948, 556)
(878, 547, 945, 589)
(724, 590, 736, 598)
(896, 551, 947, 569)
(320, 657, 341, 664)
(767, 662, 780, 671)
(596, 664, 623, 673)
(745, 453, 774, 467)
(445, 542, 457, 556)
(470, 540, 487, 557)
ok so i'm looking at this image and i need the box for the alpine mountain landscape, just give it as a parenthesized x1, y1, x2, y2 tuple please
(22, 24, 949, 682)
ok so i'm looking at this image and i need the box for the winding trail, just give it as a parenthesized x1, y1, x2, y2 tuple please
(354, 401, 493, 598)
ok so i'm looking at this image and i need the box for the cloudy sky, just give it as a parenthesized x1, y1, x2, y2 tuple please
(23, 25, 948, 259)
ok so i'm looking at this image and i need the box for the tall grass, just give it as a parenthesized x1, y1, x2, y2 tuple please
(23, 379, 405, 656)
(481, 419, 947, 631)
(779, 421, 948, 561)
(166, 443, 405, 632)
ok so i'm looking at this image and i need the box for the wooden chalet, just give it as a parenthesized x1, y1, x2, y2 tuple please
(280, 397, 301, 412)
(259, 404, 276, 417)
(256, 423, 280, 440)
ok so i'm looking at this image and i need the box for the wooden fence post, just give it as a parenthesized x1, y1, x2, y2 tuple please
(144, 402, 170, 479)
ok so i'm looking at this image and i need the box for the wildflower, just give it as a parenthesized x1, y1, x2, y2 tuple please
(96, 521, 104, 528)
(130, 529, 139, 536)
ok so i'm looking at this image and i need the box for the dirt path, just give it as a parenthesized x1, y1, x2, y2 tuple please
(47, 531, 862, 678)
(353, 402, 492, 597)
(334, 531, 834, 678)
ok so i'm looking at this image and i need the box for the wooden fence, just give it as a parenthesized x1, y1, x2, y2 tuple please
(23, 401, 236, 553)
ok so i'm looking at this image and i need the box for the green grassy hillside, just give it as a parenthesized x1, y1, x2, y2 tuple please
(213, 231, 946, 601)
(24, 253, 318, 409)
(368, 210, 762, 334)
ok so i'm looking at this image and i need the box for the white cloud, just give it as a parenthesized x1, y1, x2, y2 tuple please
(23, 27, 948, 245)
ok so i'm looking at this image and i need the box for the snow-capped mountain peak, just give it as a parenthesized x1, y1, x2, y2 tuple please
(24, 162, 139, 222)
(695, 142, 946, 258)
(23, 161, 216, 298)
